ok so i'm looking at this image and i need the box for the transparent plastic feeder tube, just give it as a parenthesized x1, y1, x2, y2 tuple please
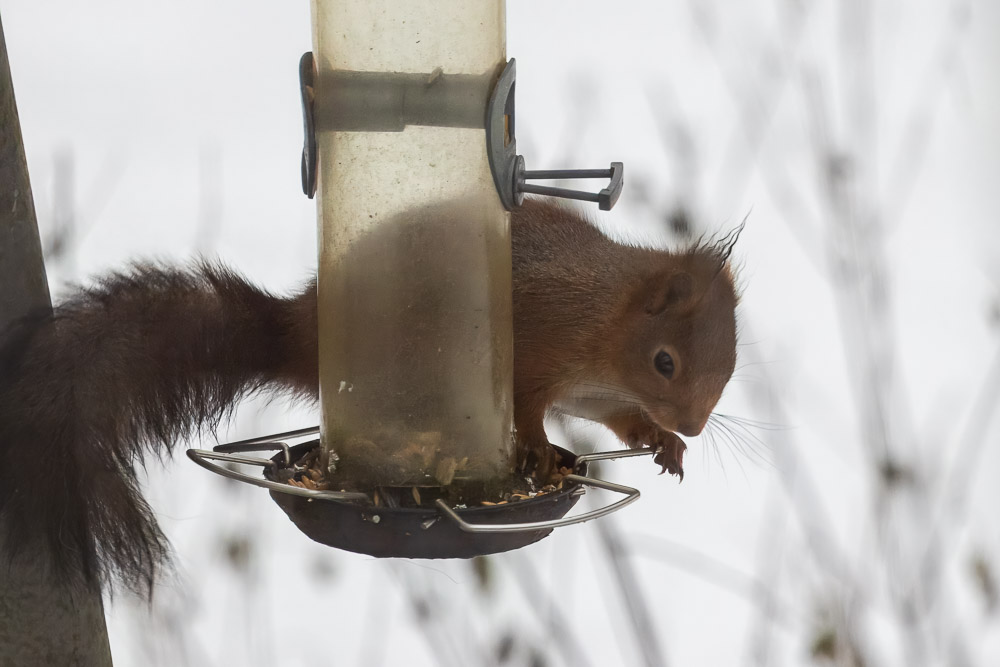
(311, 1, 513, 491)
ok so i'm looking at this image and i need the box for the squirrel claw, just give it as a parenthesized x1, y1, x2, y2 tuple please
(653, 437, 686, 483)
(519, 442, 562, 481)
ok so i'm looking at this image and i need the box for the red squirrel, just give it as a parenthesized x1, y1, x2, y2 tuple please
(0, 199, 739, 592)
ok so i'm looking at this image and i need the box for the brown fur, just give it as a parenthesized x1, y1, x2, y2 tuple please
(512, 202, 739, 474)
(0, 200, 738, 593)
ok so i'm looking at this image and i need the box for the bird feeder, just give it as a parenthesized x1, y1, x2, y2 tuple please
(189, 0, 648, 558)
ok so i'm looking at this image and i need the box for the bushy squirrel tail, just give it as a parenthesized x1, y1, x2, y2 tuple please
(0, 262, 317, 593)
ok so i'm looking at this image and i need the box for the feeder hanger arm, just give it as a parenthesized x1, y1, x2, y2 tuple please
(300, 56, 624, 210)
(485, 58, 624, 211)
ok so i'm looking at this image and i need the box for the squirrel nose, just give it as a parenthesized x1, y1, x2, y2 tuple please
(678, 419, 707, 437)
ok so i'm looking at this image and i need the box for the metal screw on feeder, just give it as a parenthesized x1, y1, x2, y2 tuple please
(188, 2, 656, 559)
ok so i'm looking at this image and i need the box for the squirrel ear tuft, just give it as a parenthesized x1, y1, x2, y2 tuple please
(643, 271, 695, 315)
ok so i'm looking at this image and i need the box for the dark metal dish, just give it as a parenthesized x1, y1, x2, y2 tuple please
(264, 441, 586, 558)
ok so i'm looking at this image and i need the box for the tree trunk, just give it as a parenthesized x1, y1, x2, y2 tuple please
(0, 11, 113, 666)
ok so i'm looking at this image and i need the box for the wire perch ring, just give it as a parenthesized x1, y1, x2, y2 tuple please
(187, 427, 655, 534)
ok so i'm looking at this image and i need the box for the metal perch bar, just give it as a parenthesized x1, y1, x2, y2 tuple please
(186, 448, 369, 502)
(433, 474, 641, 533)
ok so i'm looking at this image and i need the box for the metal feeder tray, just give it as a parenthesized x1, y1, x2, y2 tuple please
(187, 427, 654, 559)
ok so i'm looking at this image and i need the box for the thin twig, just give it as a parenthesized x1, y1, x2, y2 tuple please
(594, 517, 669, 667)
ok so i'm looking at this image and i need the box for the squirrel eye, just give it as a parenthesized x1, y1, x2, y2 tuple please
(654, 350, 675, 379)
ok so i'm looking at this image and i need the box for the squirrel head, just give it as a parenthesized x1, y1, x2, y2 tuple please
(616, 237, 740, 437)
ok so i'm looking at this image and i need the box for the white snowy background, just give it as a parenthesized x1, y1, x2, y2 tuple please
(3, 0, 998, 665)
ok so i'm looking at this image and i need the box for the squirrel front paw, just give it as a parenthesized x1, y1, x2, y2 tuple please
(634, 426, 686, 481)
(651, 430, 686, 481)
(605, 417, 686, 481)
